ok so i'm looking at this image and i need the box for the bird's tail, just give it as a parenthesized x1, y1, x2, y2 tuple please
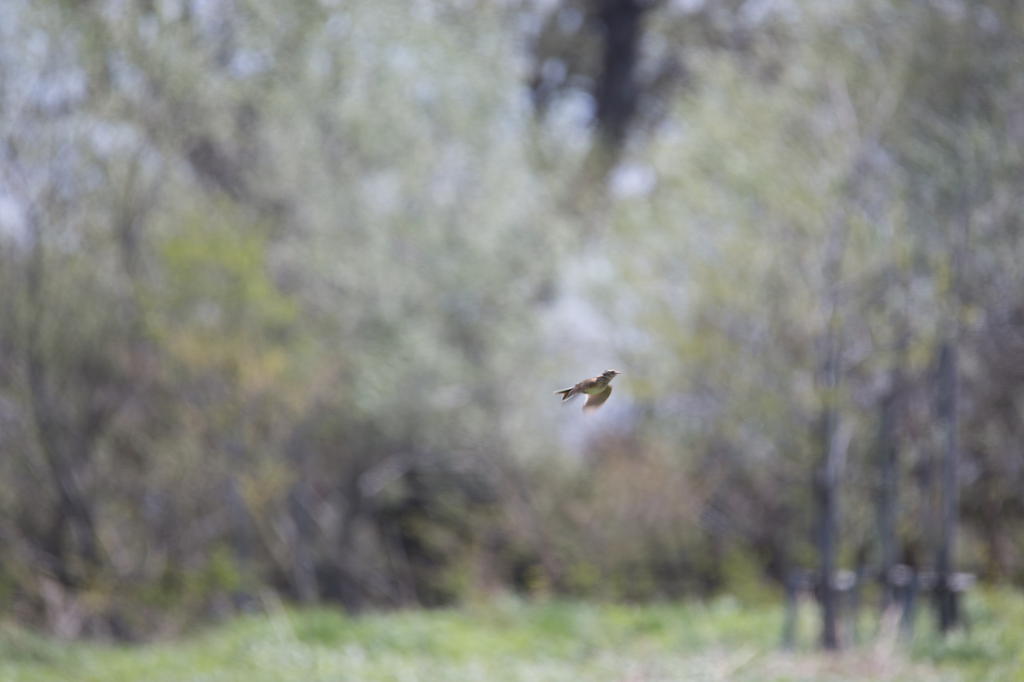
(554, 387, 576, 401)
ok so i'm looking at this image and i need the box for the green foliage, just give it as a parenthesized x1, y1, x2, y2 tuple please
(157, 208, 296, 337)
(202, 546, 244, 595)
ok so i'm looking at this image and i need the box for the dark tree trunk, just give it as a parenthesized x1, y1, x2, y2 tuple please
(876, 372, 900, 612)
(593, 0, 649, 148)
(934, 340, 960, 632)
(816, 328, 841, 651)
(781, 568, 798, 650)
(933, 166, 968, 633)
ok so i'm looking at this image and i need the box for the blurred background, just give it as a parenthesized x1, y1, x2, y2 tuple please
(1, 0, 1023, 646)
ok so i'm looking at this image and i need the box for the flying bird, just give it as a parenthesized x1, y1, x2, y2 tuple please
(554, 370, 622, 414)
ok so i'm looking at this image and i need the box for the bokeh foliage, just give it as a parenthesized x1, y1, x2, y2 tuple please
(1, 0, 1024, 642)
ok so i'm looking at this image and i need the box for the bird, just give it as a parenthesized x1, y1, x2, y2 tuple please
(554, 370, 622, 414)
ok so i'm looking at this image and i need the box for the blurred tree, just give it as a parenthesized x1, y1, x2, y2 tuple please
(881, 0, 1024, 631)
(1, 0, 571, 633)
(4, 0, 1024, 645)
(0, 2, 165, 634)
(590, 0, 938, 648)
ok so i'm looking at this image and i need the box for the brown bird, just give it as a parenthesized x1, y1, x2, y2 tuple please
(554, 370, 622, 414)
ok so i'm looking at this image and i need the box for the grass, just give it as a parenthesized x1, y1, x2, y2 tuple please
(0, 590, 1022, 681)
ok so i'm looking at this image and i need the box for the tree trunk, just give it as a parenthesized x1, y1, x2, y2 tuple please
(935, 340, 959, 632)
(25, 224, 103, 581)
(816, 328, 841, 651)
(876, 374, 900, 612)
(933, 153, 968, 633)
(593, 0, 647, 148)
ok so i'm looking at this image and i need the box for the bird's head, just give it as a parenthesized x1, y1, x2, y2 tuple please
(603, 369, 622, 379)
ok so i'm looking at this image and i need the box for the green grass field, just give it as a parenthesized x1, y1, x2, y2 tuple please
(1, 590, 1022, 682)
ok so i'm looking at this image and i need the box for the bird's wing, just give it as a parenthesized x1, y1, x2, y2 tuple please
(581, 385, 612, 414)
